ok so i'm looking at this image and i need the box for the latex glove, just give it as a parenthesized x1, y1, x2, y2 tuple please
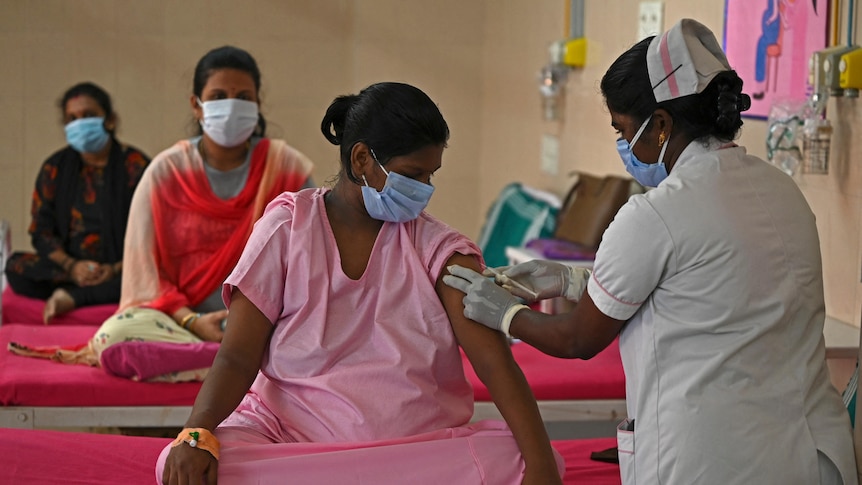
(443, 265, 528, 335)
(484, 260, 590, 303)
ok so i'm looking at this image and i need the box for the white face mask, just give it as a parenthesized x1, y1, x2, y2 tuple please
(197, 98, 259, 147)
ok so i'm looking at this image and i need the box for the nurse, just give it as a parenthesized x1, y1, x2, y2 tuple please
(444, 19, 857, 485)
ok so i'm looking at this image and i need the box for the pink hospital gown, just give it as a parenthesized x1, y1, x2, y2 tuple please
(157, 188, 541, 484)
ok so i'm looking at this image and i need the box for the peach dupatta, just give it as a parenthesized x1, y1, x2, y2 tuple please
(120, 138, 312, 315)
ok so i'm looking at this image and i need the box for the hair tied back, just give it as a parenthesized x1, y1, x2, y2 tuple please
(716, 90, 750, 127)
(737, 93, 751, 113)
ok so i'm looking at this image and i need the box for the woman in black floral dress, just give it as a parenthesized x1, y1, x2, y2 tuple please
(4, 82, 149, 323)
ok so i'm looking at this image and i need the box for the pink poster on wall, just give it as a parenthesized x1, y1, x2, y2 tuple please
(723, 0, 830, 118)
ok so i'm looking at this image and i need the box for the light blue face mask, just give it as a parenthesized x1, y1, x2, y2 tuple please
(65, 117, 110, 154)
(616, 115, 669, 188)
(361, 150, 435, 223)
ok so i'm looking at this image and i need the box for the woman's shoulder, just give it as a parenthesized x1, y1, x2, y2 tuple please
(253, 188, 325, 240)
(263, 187, 325, 216)
(154, 139, 195, 158)
(118, 143, 151, 163)
(146, 140, 196, 167)
(42, 146, 78, 167)
(115, 144, 151, 175)
(414, 211, 459, 234)
(412, 212, 479, 254)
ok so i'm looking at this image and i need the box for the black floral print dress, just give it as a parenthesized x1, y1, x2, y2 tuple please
(4, 140, 149, 306)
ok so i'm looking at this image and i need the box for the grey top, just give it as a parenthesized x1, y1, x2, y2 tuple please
(191, 135, 260, 200)
(189, 136, 314, 313)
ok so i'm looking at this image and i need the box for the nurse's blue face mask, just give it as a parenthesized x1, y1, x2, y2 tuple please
(360, 148, 435, 223)
(616, 115, 670, 187)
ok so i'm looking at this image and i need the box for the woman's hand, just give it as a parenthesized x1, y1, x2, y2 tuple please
(69, 259, 105, 286)
(161, 442, 218, 485)
(190, 310, 229, 342)
(87, 263, 117, 286)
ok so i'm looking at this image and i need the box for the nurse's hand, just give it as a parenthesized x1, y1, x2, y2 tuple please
(486, 260, 590, 303)
(443, 265, 525, 333)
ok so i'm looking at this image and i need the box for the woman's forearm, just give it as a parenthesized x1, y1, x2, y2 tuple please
(183, 289, 272, 431)
(48, 248, 76, 273)
(474, 351, 559, 474)
(182, 349, 260, 431)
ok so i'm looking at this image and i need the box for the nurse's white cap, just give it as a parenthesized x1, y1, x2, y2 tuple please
(647, 19, 732, 103)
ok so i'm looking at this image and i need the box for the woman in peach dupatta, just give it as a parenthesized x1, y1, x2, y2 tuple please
(8, 47, 312, 381)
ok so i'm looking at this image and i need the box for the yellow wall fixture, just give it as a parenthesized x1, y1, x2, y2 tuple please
(810, 45, 857, 103)
(563, 38, 588, 68)
(822, 45, 861, 96)
(538, 0, 587, 121)
(839, 48, 862, 95)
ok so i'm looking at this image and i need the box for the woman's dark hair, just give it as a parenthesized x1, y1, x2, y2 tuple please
(320, 82, 450, 184)
(193, 45, 266, 136)
(59, 82, 116, 135)
(600, 36, 750, 142)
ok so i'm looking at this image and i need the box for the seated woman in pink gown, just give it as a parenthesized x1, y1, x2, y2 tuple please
(158, 82, 564, 484)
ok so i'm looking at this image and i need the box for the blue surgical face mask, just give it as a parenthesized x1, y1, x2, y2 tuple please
(616, 115, 669, 187)
(361, 150, 435, 223)
(65, 117, 110, 154)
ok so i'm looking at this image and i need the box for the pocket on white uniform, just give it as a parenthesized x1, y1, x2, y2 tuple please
(617, 418, 635, 485)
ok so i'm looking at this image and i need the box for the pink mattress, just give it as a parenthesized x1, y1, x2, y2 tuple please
(0, 428, 621, 484)
(1, 286, 117, 326)
(0, 325, 623, 407)
(0, 324, 201, 406)
(463, 340, 625, 401)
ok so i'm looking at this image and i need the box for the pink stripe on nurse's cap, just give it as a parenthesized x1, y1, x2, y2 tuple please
(658, 31, 680, 99)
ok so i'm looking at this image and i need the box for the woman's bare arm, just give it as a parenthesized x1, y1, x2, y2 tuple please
(437, 253, 561, 484)
(162, 288, 273, 485)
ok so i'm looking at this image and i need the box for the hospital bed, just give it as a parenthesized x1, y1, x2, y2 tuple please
(469, 340, 626, 423)
(1, 286, 116, 326)
(0, 427, 622, 484)
(0, 323, 626, 430)
(0, 324, 197, 429)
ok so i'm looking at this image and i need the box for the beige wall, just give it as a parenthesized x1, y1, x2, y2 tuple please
(3, 0, 861, 327)
(0, 0, 485, 251)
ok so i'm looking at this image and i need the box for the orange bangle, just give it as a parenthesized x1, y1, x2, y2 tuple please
(171, 427, 220, 460)
(179, 313, 200, 330)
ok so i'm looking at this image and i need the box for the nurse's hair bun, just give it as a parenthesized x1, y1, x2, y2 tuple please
(321, 94, 360, 145)
(713, 76, 749, 136)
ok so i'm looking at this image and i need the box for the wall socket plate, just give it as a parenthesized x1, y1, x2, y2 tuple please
(638, 1, 664, 41)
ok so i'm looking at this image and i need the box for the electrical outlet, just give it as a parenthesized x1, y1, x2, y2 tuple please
(541, 134, 560, 175)
(638, 1, 664, 41)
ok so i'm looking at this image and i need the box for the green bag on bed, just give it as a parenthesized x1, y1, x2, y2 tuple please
(476, 184, 559, 268)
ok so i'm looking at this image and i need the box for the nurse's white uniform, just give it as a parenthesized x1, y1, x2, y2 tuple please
(588, 138, 856, 484)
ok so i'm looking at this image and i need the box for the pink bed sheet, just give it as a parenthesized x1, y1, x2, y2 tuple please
(0, 325, 623, 407)
(1, 286, 116, 326)
(0, 428, 621, 484)
(463, 340, 626, 401)
(0, 324, 201, 406)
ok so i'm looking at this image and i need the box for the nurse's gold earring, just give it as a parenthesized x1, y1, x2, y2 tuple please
(658, 132, 666, 146)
